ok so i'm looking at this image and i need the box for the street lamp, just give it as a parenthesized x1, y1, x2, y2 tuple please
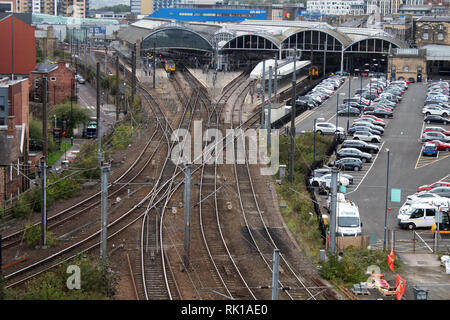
(313, 117, 325, 176)
(335, 92, 345, 156)
(347, 75, 351, 131)
(383, 148, 390, 251)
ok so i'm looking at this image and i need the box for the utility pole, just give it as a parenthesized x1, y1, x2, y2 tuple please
(383, 149, 390, 251)
(271, 249, 280, 300)
(40, 157, 47, 247)
(115, 56, 120, 121)
(96, 62, 102, 166)
(289, 50, 297, 183)
(100, 163, 110, 260)
(153, 43, 156, 89)
(267, 66, 273, 151)
(131, 43, 136, 105)
(42, 77, 48, 163)
(274, 57, 278, 104)
(329, 169, 338, 253)
(260, 59, 266, 129)
(184, 163, 192, 268)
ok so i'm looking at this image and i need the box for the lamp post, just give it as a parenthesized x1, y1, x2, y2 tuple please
(347, 75, 351, 131)
(383, 148, 390, 251)
(335, 93, 345, 156)
(312, 117, 325, 176)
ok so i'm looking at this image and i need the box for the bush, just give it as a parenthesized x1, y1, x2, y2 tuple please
(23, 224, 56, 247)
(12, 197, 32, 218)
(112, 124, 132, 150)
(319, 247, 402, 287)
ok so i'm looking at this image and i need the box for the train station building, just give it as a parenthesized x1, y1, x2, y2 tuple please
(114, 18, 408, 76)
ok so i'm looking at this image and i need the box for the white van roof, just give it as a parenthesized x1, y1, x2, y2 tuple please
(337, 202, 359, 217)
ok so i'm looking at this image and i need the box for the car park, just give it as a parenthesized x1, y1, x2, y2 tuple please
(424, 114, 449, 125)
(337, 147, 372, 163)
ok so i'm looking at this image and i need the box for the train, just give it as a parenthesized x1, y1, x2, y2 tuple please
(164, 59, 176, 74)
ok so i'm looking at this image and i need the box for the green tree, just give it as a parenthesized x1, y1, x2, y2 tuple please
(48, 102, 91, 136)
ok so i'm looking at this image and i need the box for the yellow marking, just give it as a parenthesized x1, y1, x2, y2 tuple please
(415, 153, 450, 170)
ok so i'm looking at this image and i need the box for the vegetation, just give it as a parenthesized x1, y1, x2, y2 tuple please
(319, 247, 401, 287)
(275, 133, 333, 258)
(48, 102, 92, 136)
(23, 224, 56, 247)
(3, 254, 118, 300)
(47, 141, 72, 166)
(112, 124, 132, 150)
(96, 4, 130, 13)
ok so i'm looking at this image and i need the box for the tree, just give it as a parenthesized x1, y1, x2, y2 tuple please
(48, 102, 92, 136)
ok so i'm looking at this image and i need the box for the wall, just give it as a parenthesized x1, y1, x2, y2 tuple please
(389, 54, 427, 81)
(0, 15, 36, 77)
(415, 20, 450, 47)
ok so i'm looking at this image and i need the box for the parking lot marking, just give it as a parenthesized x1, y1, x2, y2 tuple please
(415, 151, 450, 169)
(346, 141, 386, 196)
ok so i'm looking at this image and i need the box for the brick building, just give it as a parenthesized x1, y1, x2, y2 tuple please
(0, 13, 36, 79)
(31, 61, 75, 105)
(35, 25, 58, 60)
(388, 48, 427, 82)
(0, 77, 30, 207)
(414, 16, 450, 47)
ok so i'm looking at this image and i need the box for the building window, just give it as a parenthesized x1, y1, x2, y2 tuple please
(50, 77, 56, 81)
(438, 33, 444, 41)
(34, 79, 40, 88)
(404, 66, 409, 72)
(0, 96, 5, 111)
(422, 32, 429, 40)
(439, 24, 443, 30)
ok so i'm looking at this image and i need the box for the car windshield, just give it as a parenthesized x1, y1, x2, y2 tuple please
(338, 216, 360, 227)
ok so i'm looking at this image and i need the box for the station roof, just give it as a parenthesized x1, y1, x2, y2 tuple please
(423, 45, 450, 61)
(117, 17, 407, 52)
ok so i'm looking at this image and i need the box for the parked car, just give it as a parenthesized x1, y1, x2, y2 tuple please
(406, 192, 447, 204)
(424, 115, 449, 125)
(364, 109, 393, 118)
(310, 168, 354, 184)
(354, 117, 385, 127)
(348, 125, 383, 136)
(75, 75, 85, 84)
(417, 181, 450, 193)
(429, 140, 450, 151)
(353, 130, 381, 143)
(309, 173, 350, 188)
(337, 147, 372, 163)
(428, 187, 450, 198)
(421, 131, 450, 143)
(328, 157, 363, 171)
(337, 106, 361, 116)
(422, 142, 438, 157)
(314, 122, 345, 135)
(423, 126, 450, 136)
(422, 106, 449, 117)
(341, 139, 379, 154)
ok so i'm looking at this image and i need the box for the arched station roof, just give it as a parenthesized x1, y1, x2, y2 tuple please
(344, 36, 408, 53)
(220, 33, 281, 51)
(281, 28, 353, 53)
(141, 26, 213, 52)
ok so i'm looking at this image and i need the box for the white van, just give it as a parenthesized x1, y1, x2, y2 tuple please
(397, 202, 440, 230)
(336, 201, 362, 236)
